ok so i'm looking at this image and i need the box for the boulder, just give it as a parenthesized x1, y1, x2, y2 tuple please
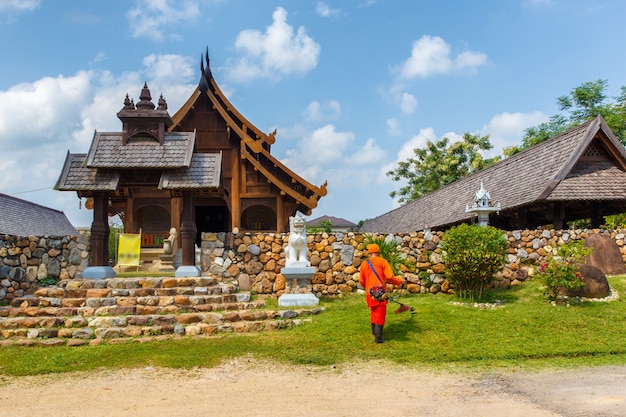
(583, 234, 626, 275)
(563, 264, 610, 298)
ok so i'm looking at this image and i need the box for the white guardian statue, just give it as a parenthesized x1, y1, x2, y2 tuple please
(285, 214, 310, 267)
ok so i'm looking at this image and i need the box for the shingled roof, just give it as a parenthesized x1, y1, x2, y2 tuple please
(159, 153, 221, 189)
(85, 131, 195, 169)
(55, 153, 120, 191)
(360, 116, 626, 233)
(0, 193, 77, 237)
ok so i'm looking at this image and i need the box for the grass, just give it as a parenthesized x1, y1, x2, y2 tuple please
(1, 276, 625, 376)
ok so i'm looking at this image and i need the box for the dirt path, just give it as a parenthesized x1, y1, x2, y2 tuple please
(1, 360, 624, 417)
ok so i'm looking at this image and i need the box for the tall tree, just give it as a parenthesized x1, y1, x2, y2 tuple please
(387, 133, 499, 204)
(504, 80, 626, 156)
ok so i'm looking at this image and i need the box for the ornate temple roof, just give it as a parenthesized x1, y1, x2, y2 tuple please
(169, 50, 327, 213)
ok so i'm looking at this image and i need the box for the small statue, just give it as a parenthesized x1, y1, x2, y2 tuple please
(163, 227, 177, 255)
(285, 215, 310, 267)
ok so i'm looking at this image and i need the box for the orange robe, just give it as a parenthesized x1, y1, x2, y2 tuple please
(359, 256, 404, 324)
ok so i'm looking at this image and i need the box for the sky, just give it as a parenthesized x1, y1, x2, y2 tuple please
(2, 0, 626, 228)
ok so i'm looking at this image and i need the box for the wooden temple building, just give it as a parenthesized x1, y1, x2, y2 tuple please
(360, 115, 626, 233)
(56, 51, 327, 276)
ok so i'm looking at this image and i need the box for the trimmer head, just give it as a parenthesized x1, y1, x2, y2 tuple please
(394, 303, 415, 314)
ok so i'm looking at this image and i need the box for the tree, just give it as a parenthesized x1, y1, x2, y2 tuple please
(308, 219, 333, 233)
(387, 133, 499, 204)
(504, 80, 626, 156)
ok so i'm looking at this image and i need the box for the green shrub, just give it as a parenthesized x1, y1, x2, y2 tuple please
(38, 277, 58, 287)
(535, 240, 591, 302)
(441, 224, 508, 301)
(363, 235, 415, 275)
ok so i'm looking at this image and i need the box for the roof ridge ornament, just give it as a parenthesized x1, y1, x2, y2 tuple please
(157, 94, 168, 111)
(136, 82, 156, 110)
(198, 47, 212, 93)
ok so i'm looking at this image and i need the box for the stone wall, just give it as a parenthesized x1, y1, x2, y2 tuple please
(200, 229, 626, 297)
(0, 235, 90, 302)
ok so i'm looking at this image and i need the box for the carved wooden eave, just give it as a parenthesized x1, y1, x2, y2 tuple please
(170, 51, 275, 152)
(240, 144, 328, 213)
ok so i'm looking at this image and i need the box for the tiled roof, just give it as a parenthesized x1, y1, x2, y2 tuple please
(308, 215, 357, 227)
(0, 193, 77, 237)
(85, 131, 195, 168)
(159, 153, 221, 189)
(55, 153, 120, 191)
(360, 116, 626, 233)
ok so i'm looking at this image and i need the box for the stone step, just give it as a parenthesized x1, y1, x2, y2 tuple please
(0, 298, 264, 317)
(0, 308, 324, 347)
(0, 275, 326, 347)
(55, 276, 222, 291)
(26, 283, 234, 300)
(9, 292, 241, 309)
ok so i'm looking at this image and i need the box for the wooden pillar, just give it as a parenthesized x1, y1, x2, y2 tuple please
(590, 202, 601, 228)
(125, 198, 134, 232)
(552, 203, 565, 230)
(171, 197, 182, 232)
(517, 207, 528, 229)
(180, 190, 197, 266)
(231, 149, 241, 230)
(90, 191, 109, 266)
(276, 195, 285, 233)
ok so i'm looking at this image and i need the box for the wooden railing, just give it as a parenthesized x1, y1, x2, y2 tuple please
(141, 232, 169, 248)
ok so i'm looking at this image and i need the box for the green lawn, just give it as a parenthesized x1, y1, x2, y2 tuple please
(1, 276, 625, 376)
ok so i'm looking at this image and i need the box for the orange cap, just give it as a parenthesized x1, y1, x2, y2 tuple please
(367, 244, 381, 254)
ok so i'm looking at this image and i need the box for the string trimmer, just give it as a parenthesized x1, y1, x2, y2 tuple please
(386, 292, 415, 314)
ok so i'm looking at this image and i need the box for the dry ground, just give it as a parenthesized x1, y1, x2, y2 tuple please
(1, 360, 625, 417)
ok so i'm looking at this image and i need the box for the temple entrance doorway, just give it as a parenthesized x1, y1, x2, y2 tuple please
(196, 205, 230, 243)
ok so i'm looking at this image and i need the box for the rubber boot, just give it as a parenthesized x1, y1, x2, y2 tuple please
(373, 324, 384, 343)
(371, 323, 376, 335)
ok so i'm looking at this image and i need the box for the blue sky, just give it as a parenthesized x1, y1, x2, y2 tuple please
(2, 0, 626, 228)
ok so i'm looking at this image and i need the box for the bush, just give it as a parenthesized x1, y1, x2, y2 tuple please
(363, 235, 415, 275)
(534, 240, 591, 302)
(441, 224, 508, 301)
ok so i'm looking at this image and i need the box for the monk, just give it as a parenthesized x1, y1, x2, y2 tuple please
(359, 243, 407, 343)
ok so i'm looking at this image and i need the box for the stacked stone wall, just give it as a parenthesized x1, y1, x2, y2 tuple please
(200, 229, 626, 297)
(0, 235, 90, 302)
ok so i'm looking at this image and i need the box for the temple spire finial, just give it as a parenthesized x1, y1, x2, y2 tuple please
(136, 82, 155, 110)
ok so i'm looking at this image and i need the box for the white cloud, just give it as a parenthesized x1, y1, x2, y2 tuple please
(316, 2, 341, 17)
(481, 111, 549, 156)
(0, 0, 41, 12)
(348, 138, 386, 165)
(281, 124, 353, 182)
(305, 100, 341, 121)
(381, 127, 437, 184)
(0, 72, 93, 149)
(387, 118, 401, 136)
(142, 54, 195, 86)
(399, 35, 487, 79)
(229, 7, 321, 82)
(400, 92, 417, 114)
(126, 0, 200, 41)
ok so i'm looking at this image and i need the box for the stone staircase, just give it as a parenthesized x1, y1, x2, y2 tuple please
(0, 276, 323, 347)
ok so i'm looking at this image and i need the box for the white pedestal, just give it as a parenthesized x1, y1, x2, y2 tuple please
(278, 266, 318, 306)
(82, 266, 116, 279)
(175, 265, 201, 277)
(278, 293, 319, 306)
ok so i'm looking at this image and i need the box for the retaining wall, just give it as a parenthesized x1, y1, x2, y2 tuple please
(199, 229, 626, 297)
(0, 234, 90, 302)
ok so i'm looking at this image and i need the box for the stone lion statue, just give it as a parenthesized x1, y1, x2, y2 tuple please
(286, 215, 310, 267)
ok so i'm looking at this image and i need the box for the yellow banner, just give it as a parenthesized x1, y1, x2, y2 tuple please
(117, 234, 141, 266)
